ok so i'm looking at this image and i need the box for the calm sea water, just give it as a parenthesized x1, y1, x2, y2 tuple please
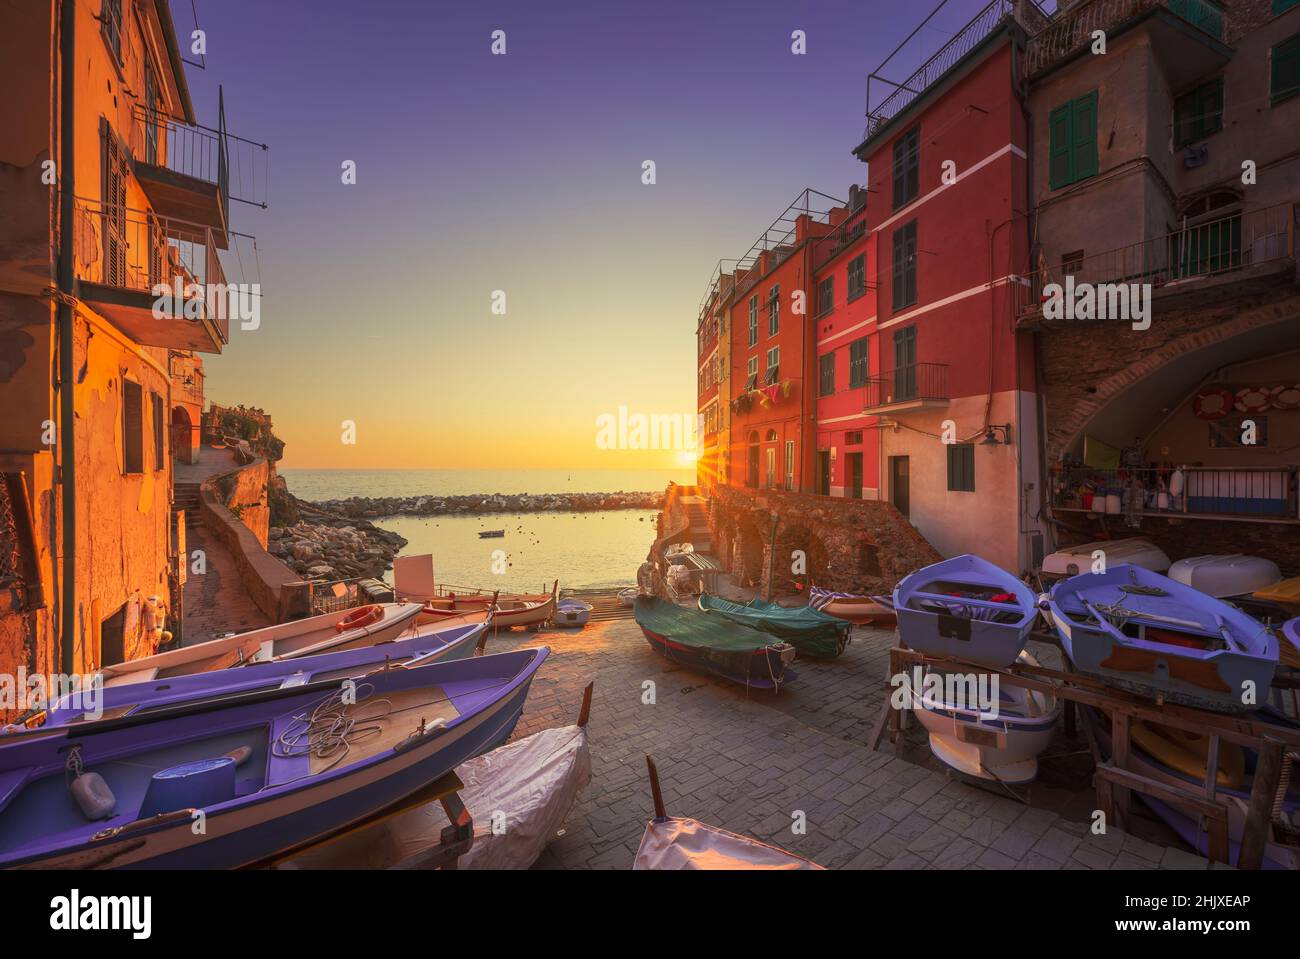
(281, 469, 692, 591)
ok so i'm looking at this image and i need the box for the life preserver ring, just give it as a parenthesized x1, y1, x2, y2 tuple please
(335, 604, 383, 633)
(1192, 387, 1234, 420)
(1234, 386, 1271, 414)
(1270, 384, 1300, 411)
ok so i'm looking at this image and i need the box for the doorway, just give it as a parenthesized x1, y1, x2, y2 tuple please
(890, 455, 910, 517)
(847, 452, 864, 499)
(746, 432, 760, 488)
(815, 450, 830, 495)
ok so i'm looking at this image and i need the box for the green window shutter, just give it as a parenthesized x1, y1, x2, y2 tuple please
(1274, 0, 1300, 16)
(1048, 102, 1073, 189)
(1273, 34, 1300, 103)
(1173, 89, 1195, 145)
(1072, 90, 1099, 181)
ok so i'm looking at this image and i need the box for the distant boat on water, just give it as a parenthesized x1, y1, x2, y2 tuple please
(478, 530, 505, 538)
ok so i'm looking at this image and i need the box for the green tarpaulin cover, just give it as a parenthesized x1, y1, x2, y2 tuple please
(698, 595, 849, 658)
(635, 596, 796, 685)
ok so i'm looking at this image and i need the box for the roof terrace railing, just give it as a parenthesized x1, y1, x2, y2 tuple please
(1023, 0, 1225, 77)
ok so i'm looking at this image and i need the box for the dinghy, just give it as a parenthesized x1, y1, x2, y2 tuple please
(634, 596, 795, 689)
(1045, 565, 1278, 712)
(634, 757, 823, 869)
(808, 586, 898, 628)
(1255, 576, 1300, 616)
(95, 603, 423, 688)
(1168, 554, 1281, 599)
(0, 647, 549, 868)
(699, 594, 850, 658)
(418, 586, 556, 631)
(37, 613, 493, 730)
(1040, 537, 1170, 578)
(902, 651, 1060, 786)
(553, 598, 592, 628)
(892, 555, 1038, 667)
(617, 587, 639, 608)
(277, 684, 594, 869)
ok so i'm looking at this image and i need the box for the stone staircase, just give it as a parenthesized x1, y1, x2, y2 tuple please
(678, 495, 713, 553)
(173, 481, 202, 527)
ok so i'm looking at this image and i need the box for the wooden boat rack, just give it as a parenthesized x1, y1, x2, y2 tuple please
(869, 630, 1300, 869)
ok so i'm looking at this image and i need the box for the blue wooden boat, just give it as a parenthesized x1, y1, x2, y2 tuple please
(36, 615, 492, 729)
(0, 648, 547, 868)
(699, 594, 850, 658)
(1045, 565, 1278, 712)
(892, 555, 1038, 667)
(634, 597, 795, 689)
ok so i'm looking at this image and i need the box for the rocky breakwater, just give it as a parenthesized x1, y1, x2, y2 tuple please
(304, 490, 664, 519)
(268, 517, 408, 583)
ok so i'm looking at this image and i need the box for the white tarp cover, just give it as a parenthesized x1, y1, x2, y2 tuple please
(285, 725, 591, 869)
(633, 817, 825, 870)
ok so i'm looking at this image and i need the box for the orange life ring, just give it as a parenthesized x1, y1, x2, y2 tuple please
(1192, 387, 1234, 420)
(1270, 384, 1300, 411)
(335, 604, 383, 633)
(1234, 386, 1271, 414)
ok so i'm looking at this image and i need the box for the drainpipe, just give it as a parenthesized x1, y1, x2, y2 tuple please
(57, 0, 76, 675)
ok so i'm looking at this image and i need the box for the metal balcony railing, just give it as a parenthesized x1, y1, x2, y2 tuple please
(862, 363, 950, 410)
(1052, 466, 1297, 521)
(1024, 0, 1225, 77)
(1017, 202, 1296, 317)
(864, 0, 1015, 142)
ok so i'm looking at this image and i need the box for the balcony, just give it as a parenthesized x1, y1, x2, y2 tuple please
(1052, 466, 1299, 524)
(73, 198, 239, 353)
(1023, 0, 1230, 86)
(130, 97, 269, 240)
(861, 363, 950, 415)
(1016, 202, 1296, 327)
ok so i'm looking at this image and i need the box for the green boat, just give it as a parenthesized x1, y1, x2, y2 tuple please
(698, 594, 851, 659)
(634, 597, 796, 689)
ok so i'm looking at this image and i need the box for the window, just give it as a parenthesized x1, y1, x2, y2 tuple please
(892, 220, 917, 312)
(847, 254, 866, 302)
(947, 443, 975, 492)
(768, 285, 780, 336)
(1048, 90, 1099, 189)
(748, 295, 759, 346)
(122, 379, 144, 474)
(143, 60, 159, 165)
(845, 431, 863, 445)
(816, 276, 834, 317)
(152, 392, 165, 470)
(766, 447, 777, 488)
(849, 337, 869, 389)
(102, 126, 128, 286)
(893, 326, 917, 400)
(1062, 249, 1085, 275)
(765, 347, 780, 385)
(784, 440, 795, 491)
(819, 353, 835, 396)
(102, 0, 123, 65)
(1272, 33, 1300, 104)
(1275, 0, 1300, 16)
(892, 126, 920, 210)
(746, 355, 758, 390)
(1174, 77, 1223, 145)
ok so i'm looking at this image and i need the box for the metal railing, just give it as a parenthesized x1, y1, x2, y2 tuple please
(1024, 0, 1225, 77)
(1018, 202, 1295, 316)
(864, 0, 1015, 141)
(862, 363, 950, 409)
(1052, 466, 1297, 520)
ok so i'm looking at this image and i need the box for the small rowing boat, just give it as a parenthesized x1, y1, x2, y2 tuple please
(1168, 554, 1281, 599)
(634, 596, 795, 689)
(553, 598, 592, 628)
(699, 594, 850, 658)
(893, 555, 1038, 667)
(808, 586, 897, 628)
(418, 584, 557, 631)
(94, 603, 424, 689)
(477, 530, 505, 539)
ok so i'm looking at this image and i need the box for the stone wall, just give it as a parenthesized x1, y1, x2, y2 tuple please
(706, 485, 942, 597)
(216, 457, 271, 549)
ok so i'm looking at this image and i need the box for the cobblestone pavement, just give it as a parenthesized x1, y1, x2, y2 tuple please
(485, 618, 1219, 870)
(180, 522, 271, 645)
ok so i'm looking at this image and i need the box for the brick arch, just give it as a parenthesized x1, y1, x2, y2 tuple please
(771, 523, 829, 596)
(1045, 296, 1299, 462)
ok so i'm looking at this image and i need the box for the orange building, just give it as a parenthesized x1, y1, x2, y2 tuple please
(0, 0, 262, 703)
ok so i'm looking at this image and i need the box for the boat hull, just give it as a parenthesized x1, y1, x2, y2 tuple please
(637, 625, 794, 690)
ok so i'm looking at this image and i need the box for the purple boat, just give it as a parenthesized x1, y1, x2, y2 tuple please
(0, 648, 548, 868)
(35, 616, 492, 729)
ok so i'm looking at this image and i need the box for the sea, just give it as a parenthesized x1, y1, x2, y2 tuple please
(280, 468, 695, 592)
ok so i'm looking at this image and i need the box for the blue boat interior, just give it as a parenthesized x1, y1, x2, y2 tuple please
(905, 578, 1027, 625)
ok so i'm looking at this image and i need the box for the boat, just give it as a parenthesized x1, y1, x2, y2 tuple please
(393, 554, 551, 613)
(617, 587, 639, 608)
(1254, 576, 1300, 616)
(1168, 554, 1281, 599)
(92, 603, 424, 689)
(418, 585, 557, 631)
(1040, 537, 1170, 578)
(1044, 565, 1278, 712)
(699, 594, 850, 658)
(277, 684, 594, 869)
(902, 651, 1060, 786)
(553, 598, 592, 628)
(892, 555, 1038, 667)
(808, 586, 898, 628)
(0, 647, 549, 868)
(633, 757, 823, 870)
(1087, 708, 1300, 869)
(633, 596, 795, 689)
(37, 613, 493, 730)
(477, 530, 505, 539)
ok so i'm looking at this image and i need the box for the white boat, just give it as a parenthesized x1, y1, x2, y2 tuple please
(904, 651, 1060, 786)
(617, 587, 639, 608)
(1168, 554, 1281, 599)
(1041, 537, 1170, 577)
(553, 598, 592, 627)
(98, 603, 424, 688)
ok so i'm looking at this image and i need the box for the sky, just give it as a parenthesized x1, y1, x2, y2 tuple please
(178, 0, 1002, 469)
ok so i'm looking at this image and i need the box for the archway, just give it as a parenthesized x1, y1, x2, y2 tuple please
(171, 405, 194, 465)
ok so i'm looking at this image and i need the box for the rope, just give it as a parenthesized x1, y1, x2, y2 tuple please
(271, 682, 392, 773)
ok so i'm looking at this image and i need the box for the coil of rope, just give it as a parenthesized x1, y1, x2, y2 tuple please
(272, 682, 392, 772)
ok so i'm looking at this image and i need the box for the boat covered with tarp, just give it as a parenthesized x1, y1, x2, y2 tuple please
(634, 597, 795, 689)
(698, 594, 850, 658)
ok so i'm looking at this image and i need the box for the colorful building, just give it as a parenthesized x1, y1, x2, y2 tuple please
(0, 0, 263, 705)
